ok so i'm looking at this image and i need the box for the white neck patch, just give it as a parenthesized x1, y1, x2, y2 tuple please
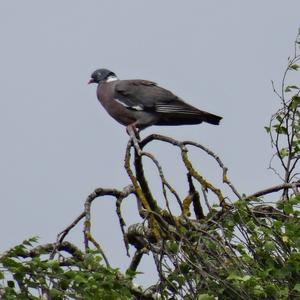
(106, 75, 118, 82)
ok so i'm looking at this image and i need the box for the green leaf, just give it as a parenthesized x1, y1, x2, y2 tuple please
(283, 202, 293, 214)
(241, 275, 251, 282)
(289, 64, 299, 71)
(291, 96, 300, 109)
(22, 236, 39, 246)
(253, 285, 265, 296)
(246, 220, 256, 231)
(276, 115, 283, 122)
(265, 241, 276, 251)
(279, 148, 289, 158)
(74, 274, 86, 284)
(279, 287, 289, 297)
(289, 195, 300, 205)
(46, 259, 60, 270)
(166, 241, 179, 254)
(176, 275, 185, 285)
(265, 284, 278, 296)
(2, 258, 20, 268)
(227, 273, 242, 281)
(264, 126, 271, 133)
(285, 85, 299, 92)
(50, 288, 63, 297)
(197, 294, 215, 300)
(273, 125, 287, 134)
(293, 283, 300, 292)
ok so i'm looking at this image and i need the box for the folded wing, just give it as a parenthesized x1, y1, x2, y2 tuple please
(114, 80, 222, 125)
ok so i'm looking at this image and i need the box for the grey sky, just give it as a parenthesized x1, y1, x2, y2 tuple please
(1, 1, 300, 286)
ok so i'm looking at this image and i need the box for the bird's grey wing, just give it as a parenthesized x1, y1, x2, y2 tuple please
(114, 79, 179, 111)
(114, 80, 222, 125)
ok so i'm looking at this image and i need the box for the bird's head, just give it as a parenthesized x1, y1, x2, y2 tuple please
(88, 68, 117, 84)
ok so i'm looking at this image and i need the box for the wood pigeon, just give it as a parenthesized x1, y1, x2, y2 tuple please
(88, 69, 222, 132)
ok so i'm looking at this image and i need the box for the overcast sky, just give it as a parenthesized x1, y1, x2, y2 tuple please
(1, 1, 300, 286)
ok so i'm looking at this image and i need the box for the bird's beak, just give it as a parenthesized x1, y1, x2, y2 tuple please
(88, 78, 95, 84)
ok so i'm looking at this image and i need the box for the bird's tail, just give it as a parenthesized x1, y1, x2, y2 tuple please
(200, 111, 222, 125)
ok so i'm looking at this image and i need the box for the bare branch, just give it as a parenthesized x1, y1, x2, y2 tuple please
(244, 182, 300, 200)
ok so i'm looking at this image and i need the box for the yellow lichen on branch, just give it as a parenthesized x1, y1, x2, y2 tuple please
(181, 149, 226, 207)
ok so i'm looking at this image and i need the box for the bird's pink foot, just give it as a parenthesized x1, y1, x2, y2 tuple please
(127, 124, 142, 155)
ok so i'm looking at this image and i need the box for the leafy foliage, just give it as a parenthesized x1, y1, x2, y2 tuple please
(265, 32, 300, 185)
(0, 239, 133, 299)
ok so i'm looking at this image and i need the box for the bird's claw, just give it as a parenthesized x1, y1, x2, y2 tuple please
(127, 125, 142, 156)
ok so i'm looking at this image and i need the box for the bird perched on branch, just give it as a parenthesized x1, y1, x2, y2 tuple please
(88, 68, 222, 132)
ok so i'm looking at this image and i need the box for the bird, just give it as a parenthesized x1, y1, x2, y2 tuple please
(88, 68, 222, 132)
